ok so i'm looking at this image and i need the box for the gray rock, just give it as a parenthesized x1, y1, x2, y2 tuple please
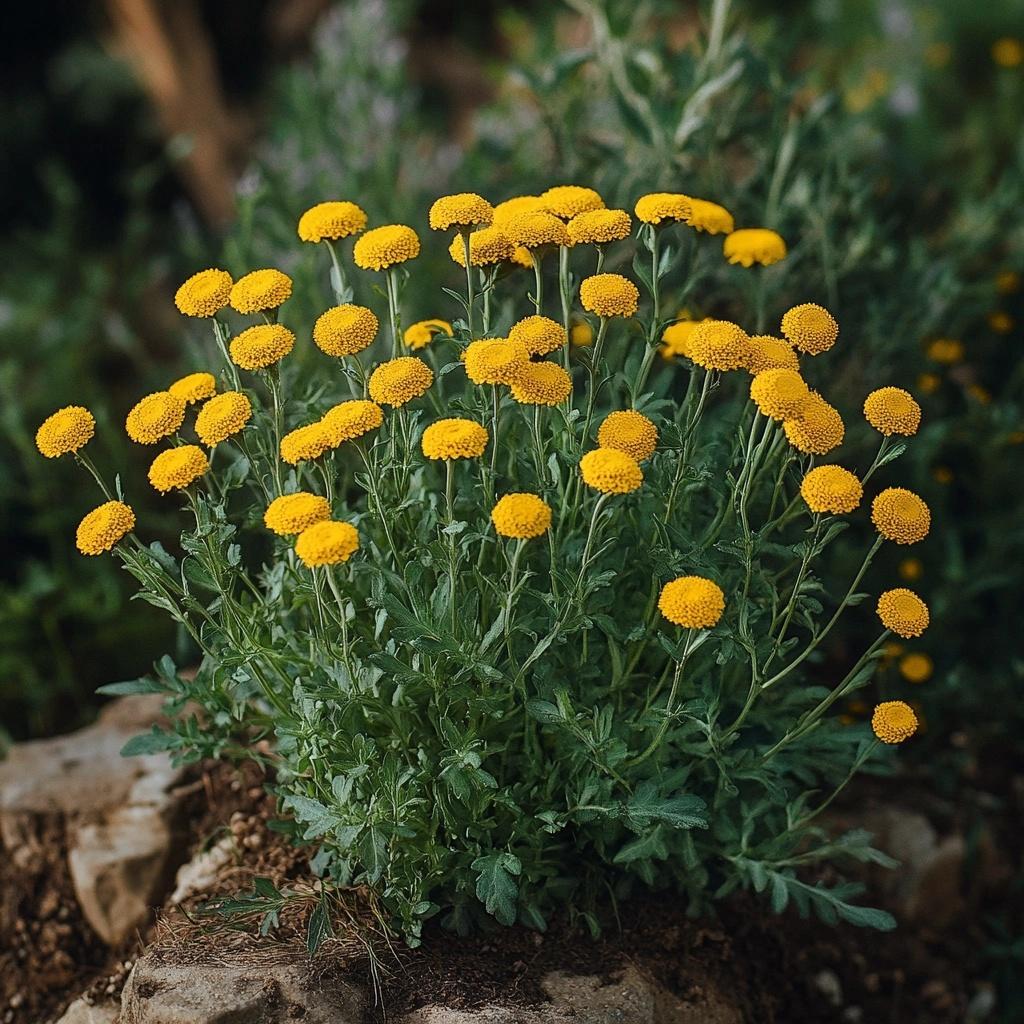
(51, 997, 121, 1024)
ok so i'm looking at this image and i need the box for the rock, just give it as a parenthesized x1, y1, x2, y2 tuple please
(169, 835, 235, 904)
(52, 996, 120, 1023)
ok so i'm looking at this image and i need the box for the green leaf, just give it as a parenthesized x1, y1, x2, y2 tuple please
(120, 729, 177, 757)
(471, 852, 521, 926)
(307, 897, 334, 953)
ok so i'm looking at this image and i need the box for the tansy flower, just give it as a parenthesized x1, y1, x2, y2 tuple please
(195, 391, 252, 446)
(510, 361, 573, 406)
(750, 368, 809, 420)
(148, 445, 209, 493)
(541, 185, 605, 220)
(567, 208, 631, 245)
(992, 37, 1024, 68)
(492, 195, 546, 226)
(36, 406, 95, 458)
(491, 493, 552, 539)
(510, 246, 534, 268)
(800, 465, 863, 514)
(748, 335, 800, 373)
(76, 500, 135, 555)
(863, 387, 921, 436)
(500, 210, 570, 249)
(449, 227, 515, 267)
(690, 320, 753, 371)
(320, 400, 383, 445)
(295, 520, 359, 568)
(917, 372, 940, 395)
(580, 274, 639, 318)
(898, 557, 923, 582)
(264, 492, 332, 536)
(230, 324, 295, 371)
(871, 700, 918, 744)
(508, 315, 566, 357)
(781, 303, 839, 355)
(996, 270, 1020, 295)
(280, 422, 334, 465)
(313, 304, 379, 357)
(570, 318, 594, 347)
(174, 269, 232, 318)
(634, 193, 692, 225)
(684, 198, 734, 235)
(125, 391, 186, 445)
(661, 319, 701, 360)
(872, 487, 931, 545)
(404, 319, 453, 350)
(783, 392, 845, 455)
(463, 338, 529, 386)
(229, 269, 292, 314)
(169, 372, 216, 405)
(597, 410, 658, 462)
(297, 200, 367, 242)
(368, 357, 434, 407)
(932, 466, 953, 485)
(877, 588, 929, 638)
(421, 418, 489, 460)
(579, 448, 643, 494)
(926, 338, 963, 364)
(899, 653, 933, 684)
(724, 228, 787, 267)
(429, 193, 494, 230)
(658, 576, 725, 629)
(353, 224, 421, 271)
(967, 384, 991, 405)
(988, 311, 1013, 334)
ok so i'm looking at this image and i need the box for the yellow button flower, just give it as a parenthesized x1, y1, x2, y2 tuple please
(421, 418, 489, 460)
(320, 400, 384, 445)
(579, 448, 643, 494)
(661, 320, 701, 360)
(295, 520, 359, 568)
(229, 324, 295, 372)
(368, 357, 434, 407)
(492, 195, 546, 226)
(783, 392, 845, 455)
(448, 227, 515, 267)
(750, 368, 810, 420)
(229, 269, 292, 314)
(684, 198, 734, 234)
(125, 391, 186, 445)
(747, 335, 799, 374)
(634, 193, 692, 225)
(872, 487, 931, 545)
(899, 653, 933, 684)
(800, 465, 863, 514)
(195, 391, 252, 446)
(925, 338, 964, 364)
(76, 500, 135, 556)
(871, 700, 918, 744)
(491, 493, 552, 539)
(280, 422, 333, 465)
(541, 185, 605, 220)
(510, 361, 573, 406)
(174, 269, 233, 318)
(429, 193, 494, 231)
(36, 406, 95, 458)
(148, 445, 209, 493)
(992, 37, 1024, 68)
(898, 557, 923, 582)
(566, 208, 631, 245)
(570, 318, 594, 347)
(580, 274, 639, 318)
(264, 492, 332, 536)
(508, 315, 567, 357)
(724, 228, 787, 267)
(863, 387, 921, 437)
(781, 303, 839, 355)
(597, 410, 658, 462)
(297, 201, 367, 242)
(500, 210, 570, 249)
(658, 576, 725, 629)
(876, 588, 929, 638)
(464, 338, 530, 386)
(690, 320, 753, 371)
(353, 224, 421, 271)
(404, 319, 453, 350)
(169, 372, 217, 405)
(313, 304, 379, 357)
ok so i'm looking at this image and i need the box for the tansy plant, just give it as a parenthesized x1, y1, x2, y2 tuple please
(39, 186, 932, 943)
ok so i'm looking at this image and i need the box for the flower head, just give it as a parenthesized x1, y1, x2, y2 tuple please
(230, 324, 295, 371)
(280, 422, 333, 465)
(900, 653, 933, 684)
(195, 391, 252, 446)
(684, 198, 734, 234)
(76, 501, 135, 555)
(917, 372, 941, 395)
(925, 339, 964, 364)
(511, 361, 573, 406)
(421, 418, 489, 460)
(297, 201, 367, 242)
(800, 465, 863, 514)
(659, 576, 725, 629)
(580, 274, 639, 318)
(174, 269, 232, 318)
(750, 369, 809, 420)
(508, 315, 566, 357)
(369, 357, 434, 407)
(570, 318, 594, 347)
(579, 448, 643, 494)
(634, 193, 692, 225)
(871, 701, 918, 744)
(125, 391, 186, 445)
(429, 193, 494, 230)
(660, 319, 701, 360)
(404, 319, 453, 350)
(724, 228, 787, 267)
(464, 338, 530, 386)
(872, 488, 931, 545)
(567, 208, 632, 245)
(781, 303, 839, 355)
(597, 410, 658, 462)
(320, 400, 384, 445)
(449, 227, 515, 267)
(313, 304, 379, 357)
(747, 335, 800, 374)
(877, 588, 930, 638)
(264, 492, 332, 536)
(491, 493, 552, 539)
(353, 224, 421, 271)
(295, 520, 359, 567)
(36, 406, 95, 458)
(783, 392, 845, 455)
(148, 445, 209, 493)
(500, 210, 570, 249)
(863, 387, 922, 437)
(992, 37, 1024, 68)
(492, 195, 546, 225)
(690, 320, 753, 371)
(229, 269, 292, 314)
(169, 372, 217, 405)
(541, 185, 605, 220)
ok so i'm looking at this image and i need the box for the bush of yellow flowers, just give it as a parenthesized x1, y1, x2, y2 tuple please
(38, 185, 933, 943)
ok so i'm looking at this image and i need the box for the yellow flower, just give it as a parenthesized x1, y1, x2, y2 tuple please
(464, 338, 530, 386)
(429, 193, 494, 230)
(747, 335, 800, 374)
(169, 372, 217, 405)
(579, 448, 643, 494)
(404, 319, 453, 350)
(125, 391, 186, 445)
(634, 193, 692, 225)
(566, 208, 631, 245)
(580, 274, 639, 318)
(320, 400, 384, 445)
(492, 196, 546, 226)
(899, 653, 933, 684)
(229, 269, 292, 314)
(76, 500, 135, 555)
(781, 303, 839, 355)
(368, 356, 434, 407)
(313, 304, 379, 357)
(871, 700, 918, 744)
(724, 228, 787, 267)
(295, 520, 359, 568)
(800, 465, 863, 514)
(750, 368, 809, 420)
(508, 315, 567, 357)
(996, 270, 1020, 295)
(421, 418, 489, 460)
(491, 493, 552, 539)
(917, 372, 941, 395)
(783, 392, 845, 455)
(967, 384, 991, 405)
(230, 324, 295, 371)
(264, 492, 332, 536)
(658, 576, 725, 629)
(500, 211, 570, 249)
(570, 318, 594, 347)
(872, 487, 931, 545)
(541, 185, 605, 220)
(448, 227, 515, 267)
(660, 319, 701, 360)
(174, 269, 232, 318)
(863, 387, 921, 437)
(36, 406, 95, 458)
(280, 423, 333, 465)
(511, 245, 534, 268)
(988, 311, 1013, 334)
(932, 465, 953, 485)
(510, 361, 573, 406)
(877, 588, 929, 638)
(684, 198, 734, 235)
(690, 320, 753, 371)
(926, 338, 964, 364)
(195, 391, 252, 446)
(597, 410, 658, 462)
(148, 445, 209, 493)
(898, 557, 923, 582)
(992, 37, 1024, 68)
(297, 201, 367, 242)
(353, 224, 421, 271)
